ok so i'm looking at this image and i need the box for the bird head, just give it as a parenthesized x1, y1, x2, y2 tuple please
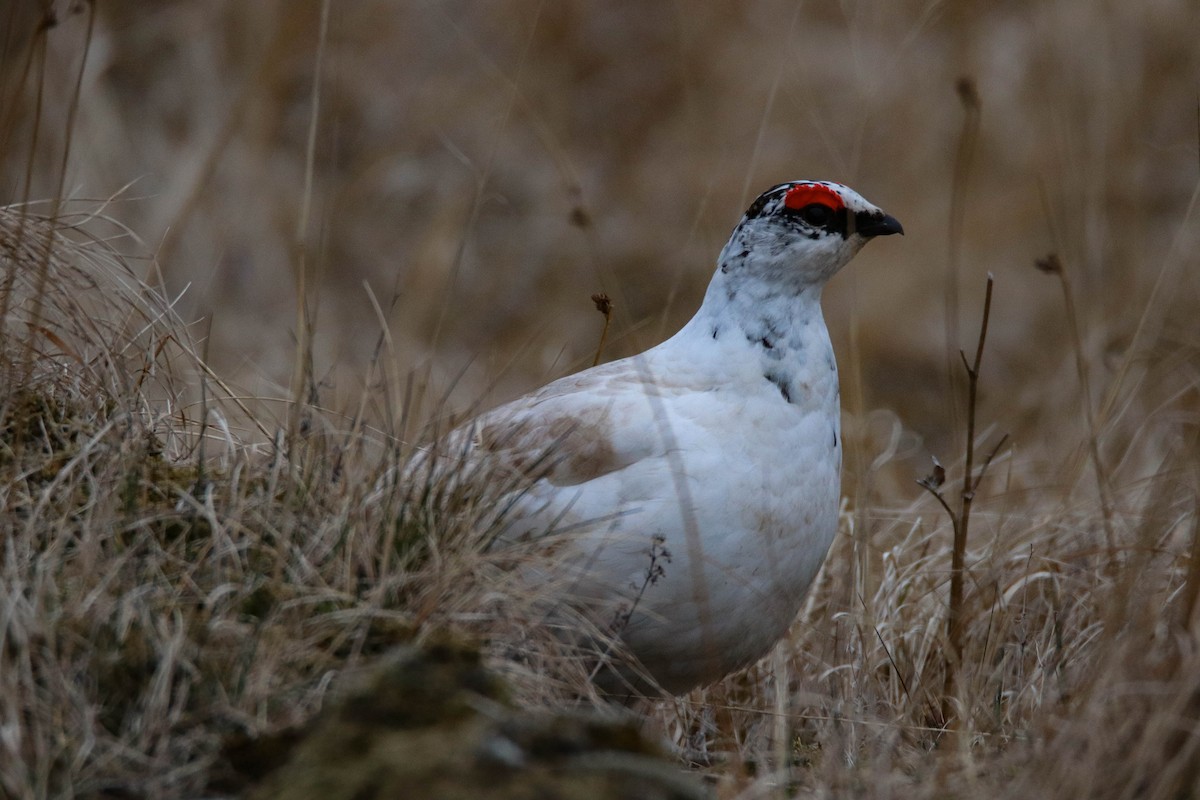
(717, 181, 903, 290)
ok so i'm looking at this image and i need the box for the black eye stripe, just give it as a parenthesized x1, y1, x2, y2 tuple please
(799, 203, 833, 226)
(778, 202, 848, 238)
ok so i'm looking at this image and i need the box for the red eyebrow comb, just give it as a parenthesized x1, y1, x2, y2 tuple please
(783, 183, 845, 211)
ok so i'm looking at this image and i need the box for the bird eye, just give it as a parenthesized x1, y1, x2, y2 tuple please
(800, 203, 833, 227)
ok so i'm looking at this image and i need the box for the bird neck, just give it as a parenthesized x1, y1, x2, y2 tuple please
(685, 257, 828, 355)
(663, 257, 838, 413)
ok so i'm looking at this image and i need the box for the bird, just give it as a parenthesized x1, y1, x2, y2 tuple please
(409, 180, 902, 695)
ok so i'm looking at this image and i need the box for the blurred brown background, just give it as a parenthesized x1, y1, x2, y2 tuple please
(3, 0, 1198, 491)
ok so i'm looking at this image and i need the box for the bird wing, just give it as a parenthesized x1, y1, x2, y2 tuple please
(435, 356, 671, 491)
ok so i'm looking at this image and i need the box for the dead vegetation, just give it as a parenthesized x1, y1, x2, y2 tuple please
(3, 1, 1200, 798)
(0, 201, 626, 798)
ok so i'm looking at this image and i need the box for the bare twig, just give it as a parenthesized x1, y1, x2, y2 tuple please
(946, 273, 994, 718)
(917, 273, 1004, 728)
(973, 433, 1010, 492)
(590, 534, 670, 688)
(917, 455, 956, 520)
(590, 292, 613, 367)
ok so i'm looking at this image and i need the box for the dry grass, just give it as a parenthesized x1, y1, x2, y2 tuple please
(0, 202, 621, 797)
(3, 1, 1200, 798)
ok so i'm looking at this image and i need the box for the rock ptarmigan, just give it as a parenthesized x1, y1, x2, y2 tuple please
(412, 181, 902, 695)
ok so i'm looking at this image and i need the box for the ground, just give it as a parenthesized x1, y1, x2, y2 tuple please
(2, 2, 1200, 798)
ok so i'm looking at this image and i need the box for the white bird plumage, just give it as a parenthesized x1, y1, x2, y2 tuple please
(411, 181, 902, 694)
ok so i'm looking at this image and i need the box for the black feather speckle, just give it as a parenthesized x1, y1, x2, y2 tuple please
(764, 371, 792, 404)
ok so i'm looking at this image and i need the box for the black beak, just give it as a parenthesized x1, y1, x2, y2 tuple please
(854, 210, 904, 237)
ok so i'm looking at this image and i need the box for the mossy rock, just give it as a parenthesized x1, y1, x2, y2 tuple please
(214, 636, 709, 800)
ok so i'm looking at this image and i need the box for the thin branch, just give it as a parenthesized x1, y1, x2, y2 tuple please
(590, 292, 613, 367)
(943, 272, 995, 725)
(972, 433, 1010, 493)
(917, 472, 957, 522)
